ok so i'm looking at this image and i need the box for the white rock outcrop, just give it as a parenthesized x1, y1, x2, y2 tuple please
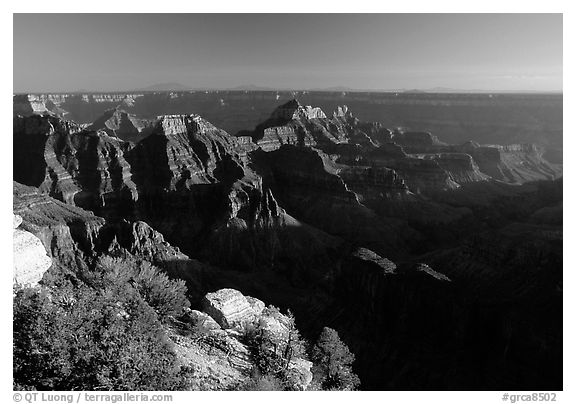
(202, 288, 257, 330)
(13, 214, 52, 287)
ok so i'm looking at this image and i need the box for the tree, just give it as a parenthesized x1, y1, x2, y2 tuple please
(243, 307, 310, 390)
(281, 310, 308, 366)
(311, 327, 360, 390)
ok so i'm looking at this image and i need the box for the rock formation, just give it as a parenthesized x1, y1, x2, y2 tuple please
(392, 131, 446, 150)
(190, 288, 314, 390)
(87, 107, 153, 143)
(13, 181, 105, 273)
(13, 113, 345, 273)
(13, 114, 138, 209)
(460, 142, 560, 183)
(15, 90, 563, 164)
(13, 214, 52, 287)
(269, 99, 327, 121)
(128, 114, 256, 191)
(202, 288, 258, 330)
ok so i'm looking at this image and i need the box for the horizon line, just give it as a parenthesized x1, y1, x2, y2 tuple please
(13, 88, 564, 95)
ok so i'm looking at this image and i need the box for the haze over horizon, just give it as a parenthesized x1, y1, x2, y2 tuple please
(13, 14, 563, 93)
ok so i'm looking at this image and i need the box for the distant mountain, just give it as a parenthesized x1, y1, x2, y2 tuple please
(135, 83, 191, 92)
(402, 89, 428, 94)
(401, 87, 562, 94)
(229, 84, 276, 91)
(309, 86, 358, 92)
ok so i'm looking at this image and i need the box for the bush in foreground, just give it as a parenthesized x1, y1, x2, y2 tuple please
(93, 256, 190, 322)
(13, 277, 188, 390)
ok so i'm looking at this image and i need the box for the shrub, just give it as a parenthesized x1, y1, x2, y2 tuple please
(242, 373, 285, 391)
(94, 256, 190, 321)
(13, 283, 188, 391)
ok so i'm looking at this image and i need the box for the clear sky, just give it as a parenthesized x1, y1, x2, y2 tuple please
(13, 13, 563, 92)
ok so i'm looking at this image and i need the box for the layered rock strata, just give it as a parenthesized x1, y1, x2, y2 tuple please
(87, 108, 153, 143)
(202, 288, 259, 330)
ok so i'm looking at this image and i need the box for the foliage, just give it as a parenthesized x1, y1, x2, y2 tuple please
(241, 372, 285, 391)
(311, 327, 360, 390)
(13, 259, 191, 391)
(92, 256, 190, 321)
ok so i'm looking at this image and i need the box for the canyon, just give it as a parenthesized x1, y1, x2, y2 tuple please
(13, 93, 562, 390)
(14, 90, 563, 164)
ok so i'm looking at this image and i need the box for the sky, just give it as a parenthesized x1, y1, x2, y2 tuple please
(13, 13, 563, 92)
